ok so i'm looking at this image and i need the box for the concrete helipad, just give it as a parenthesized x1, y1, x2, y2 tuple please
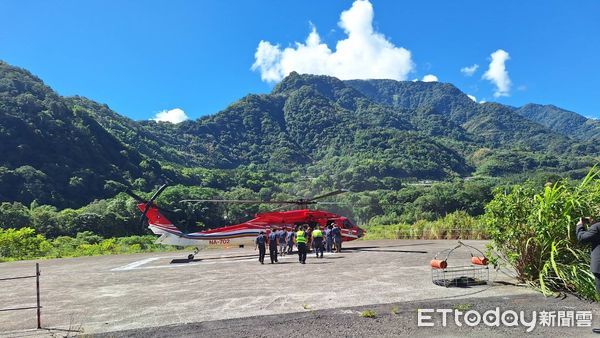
(0, 240, 550, 335)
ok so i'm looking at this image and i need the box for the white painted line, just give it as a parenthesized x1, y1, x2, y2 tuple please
(111, 251, 341, 272)
(111, 257, 166, 271)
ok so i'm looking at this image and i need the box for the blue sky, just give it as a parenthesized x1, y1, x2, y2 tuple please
(0, 0, 598, 121)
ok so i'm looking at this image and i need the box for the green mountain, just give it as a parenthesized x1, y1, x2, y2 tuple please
(515, 103, 600, 141)
(1, 62, 598, 209)
(0, 61, 158, 208)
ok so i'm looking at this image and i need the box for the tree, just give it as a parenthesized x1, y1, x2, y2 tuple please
(0, 202, 31, 229)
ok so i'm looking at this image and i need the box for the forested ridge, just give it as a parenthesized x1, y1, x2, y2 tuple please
(1, 60, 598, 239)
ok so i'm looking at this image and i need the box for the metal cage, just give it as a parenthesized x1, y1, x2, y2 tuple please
(431, 240, 489, 287)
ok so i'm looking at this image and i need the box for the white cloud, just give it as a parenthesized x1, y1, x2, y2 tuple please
(422, 74, 438, 82)
(251, 0, 414, 82)
(460, 64, 479, 76)
(482, 49, 511, 98)
(467, 94, 477, 102)
(152, 108, 189, 124)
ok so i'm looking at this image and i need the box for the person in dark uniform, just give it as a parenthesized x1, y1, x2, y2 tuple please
(575, 216, 600, 334)
(332, 223, 342, 253)
(255, 231, 266, 264)
(268, 228, 279, 264)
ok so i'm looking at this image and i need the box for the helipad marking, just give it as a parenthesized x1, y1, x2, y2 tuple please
(111, 257, 166, 271)
(111, 251, 341, 271)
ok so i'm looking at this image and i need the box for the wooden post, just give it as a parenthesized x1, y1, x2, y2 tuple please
(36, 263, 41, 329)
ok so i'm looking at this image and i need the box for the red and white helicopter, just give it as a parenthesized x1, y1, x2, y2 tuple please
(127, 185, 365, 260)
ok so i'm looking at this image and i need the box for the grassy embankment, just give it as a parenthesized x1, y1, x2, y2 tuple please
(0, 228, 185, 262)
(362, 211, 488, 240)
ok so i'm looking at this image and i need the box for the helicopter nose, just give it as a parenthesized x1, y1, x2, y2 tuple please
(357, 227, 365, 238)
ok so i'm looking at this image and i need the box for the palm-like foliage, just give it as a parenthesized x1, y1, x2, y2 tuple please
(485, 166, 600, 300)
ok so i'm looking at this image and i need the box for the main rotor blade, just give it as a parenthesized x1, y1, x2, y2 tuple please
(148, 184, 168, 204)
(125, 189, 145, 203)
(313, 201, 349, 205)
(309, 189, 349, 202)
(179, 199, 303, 205)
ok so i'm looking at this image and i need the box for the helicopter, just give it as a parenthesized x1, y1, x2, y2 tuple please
(127, 184, 365, 260)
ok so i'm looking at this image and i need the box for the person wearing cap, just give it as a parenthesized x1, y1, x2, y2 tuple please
(255, 231, 266, 264)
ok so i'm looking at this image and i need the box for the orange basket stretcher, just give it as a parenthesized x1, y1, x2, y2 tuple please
(431, 240, 489, 287)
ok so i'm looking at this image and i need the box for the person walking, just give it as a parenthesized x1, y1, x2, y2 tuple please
(305, 225, 313, 253)
(312, 225, 324, 258)
(332, 223, 342, 253)
(295, 225, 307, 264)
(286, 228, 295, 254)
(325, 223, 333, 253)
(575, 216, 600, 334)
(268, 229, 279, 264)
(278, 228, 287, 256)
(255, 231, 266, 264)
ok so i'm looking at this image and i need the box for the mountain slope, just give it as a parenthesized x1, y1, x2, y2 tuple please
(0, 61, 152, 208)
(345, 79, 575, 152)
(516, 103, 600, 141)
(1, 61, 598, 208)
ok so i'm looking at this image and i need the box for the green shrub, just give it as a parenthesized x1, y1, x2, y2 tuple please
(485, 167, 600, 301)
(0, 227, 51, 260)
(0, 228, 185, 261)
(360, 310, 377, 318)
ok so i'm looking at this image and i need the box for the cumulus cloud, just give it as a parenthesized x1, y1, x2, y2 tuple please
(152, 108, 188, 124)
(422, 74, 438, 82)
(460, 64, 479, 76)
(467, 94, 477, 102)
(251, 0, 414, 82)
(482, 49, 511, 97)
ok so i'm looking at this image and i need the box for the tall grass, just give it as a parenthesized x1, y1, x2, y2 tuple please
(363, 211, 487, 240)
(485, 166, 600, 301)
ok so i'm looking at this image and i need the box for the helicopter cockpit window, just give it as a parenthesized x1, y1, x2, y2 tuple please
(343, 220, 353, 228)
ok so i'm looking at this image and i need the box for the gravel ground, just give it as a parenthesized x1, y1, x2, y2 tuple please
(93, 293, 599, 337)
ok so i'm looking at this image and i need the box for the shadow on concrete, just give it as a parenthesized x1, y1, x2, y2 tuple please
(341, 247, 427, 254)
(356, 249, 428, 254)
(170, 253, 260, 264)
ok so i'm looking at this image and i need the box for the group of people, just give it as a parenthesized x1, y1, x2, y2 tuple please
(254, 222, 343, 264)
